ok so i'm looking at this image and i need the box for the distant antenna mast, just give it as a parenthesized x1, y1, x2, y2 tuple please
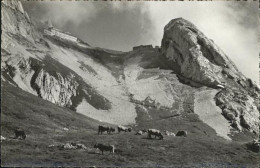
(48, 19, 53, 28)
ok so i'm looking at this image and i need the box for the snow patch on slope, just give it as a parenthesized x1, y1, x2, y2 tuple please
(77, 97, 136, 125)
(124, 56, 175, 108)
(194, 89, 231, 140)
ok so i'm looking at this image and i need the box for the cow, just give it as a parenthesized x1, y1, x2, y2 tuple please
(98, 125, 111, 134)
(109, 127, 115, 133)
(135, 130, 147, 135)
(147, 129, 163, 140)
(94, 144, 114, 155)
(118, 125, 132, 133)
(14, 129, 26, 140)
(176, 130, 188, 137)
(164, 130, 175, 136)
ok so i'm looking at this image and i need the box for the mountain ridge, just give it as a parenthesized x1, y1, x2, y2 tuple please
(1, 0, 259, 138)
(1, 1, 260, 166)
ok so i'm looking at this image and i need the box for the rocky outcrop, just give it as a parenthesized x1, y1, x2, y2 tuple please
(34, 69, 79, 107)
(215, 88, 259, 134)
(161, 18, 243, 87)
(2, 56, 79, 108)
(161, 18, 260, 134)
(1, 0, 40, 43)
(2, 0, 25, 14)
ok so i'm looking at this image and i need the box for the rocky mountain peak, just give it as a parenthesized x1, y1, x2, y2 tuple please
(161, 18, 243, 88)
(2, 0, 25, 13)
(161, 18, 260, 134)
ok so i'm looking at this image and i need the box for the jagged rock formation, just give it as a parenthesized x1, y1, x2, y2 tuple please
(215, 88, 259, 134)
(162, 18, 240, 87)
(1, 0, 39, 42)
(2, 55, 79, 107)
(161, 18, 260, 134)
(34, 69, 78, 107)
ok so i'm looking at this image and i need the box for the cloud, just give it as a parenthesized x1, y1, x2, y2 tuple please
(22, 1, 98, 27)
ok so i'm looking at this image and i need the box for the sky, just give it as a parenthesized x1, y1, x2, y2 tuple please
(22, 1, 259, 84)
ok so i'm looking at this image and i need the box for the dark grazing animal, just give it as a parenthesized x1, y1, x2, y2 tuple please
(14, 129, 26, 139)
(98, 125, 109, 134)
(98, 125, 116, 134)
(94, 144, 114, 155)
(109, 127, 115, 133)
(176, 130, 188, 137)
(147, 129, 163, 140)
(118, 125, 132, 133)
(98, 125, 110, 134)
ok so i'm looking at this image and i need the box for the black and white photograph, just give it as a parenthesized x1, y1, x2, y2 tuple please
(1, 0, 260, 167)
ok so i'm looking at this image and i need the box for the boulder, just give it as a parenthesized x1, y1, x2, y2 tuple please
(49, 142, 88, 150)
(226, 112, 236, 121)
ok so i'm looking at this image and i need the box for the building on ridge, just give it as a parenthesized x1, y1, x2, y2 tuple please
(133, 45, 153, 51)
(44, 20, 79, 42)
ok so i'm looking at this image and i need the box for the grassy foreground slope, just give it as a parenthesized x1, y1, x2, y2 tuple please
(1, 81, 101, 166)
(1, 81, 259, 167)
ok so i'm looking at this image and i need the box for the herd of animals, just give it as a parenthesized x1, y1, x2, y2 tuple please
(12, 125, 260, 155)
(12, 125, 188, 155)
(95, 125, 188, 155)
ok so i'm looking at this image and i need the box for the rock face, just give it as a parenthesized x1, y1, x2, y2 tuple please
(161, 18, 260, 134)
(161, 18, 242, 87)
(2, 56, 79, 107)
(34, 69, 78, 107)
(215, 88, 259, 134)
(1, 0, 39, 43)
